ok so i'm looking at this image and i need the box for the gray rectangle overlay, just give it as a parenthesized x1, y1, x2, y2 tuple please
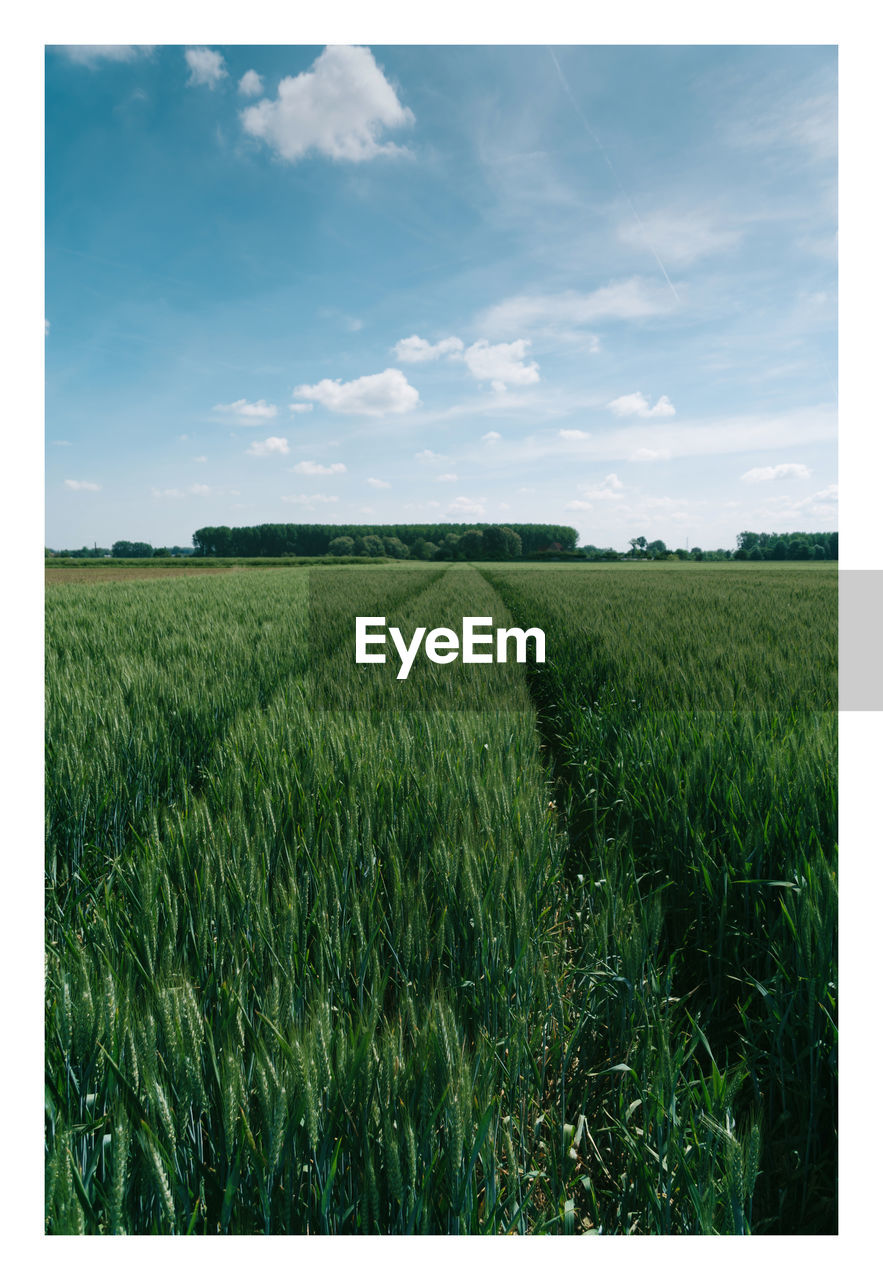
(840, 571, 883, 710)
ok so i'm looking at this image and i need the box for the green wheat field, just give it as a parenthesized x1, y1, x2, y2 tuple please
(45, 562, 837, 1235)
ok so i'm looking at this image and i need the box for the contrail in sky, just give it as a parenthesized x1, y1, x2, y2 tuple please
(547, 48, 682, 305)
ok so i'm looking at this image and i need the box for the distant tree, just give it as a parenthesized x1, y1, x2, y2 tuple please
(788, 538, 811, 560)
(360, 534, 386, 558)
(153, 547, 169, 557)
(647, 539, 667, 558)
(770, 539, 788, 561)
(383, 537, 409, 559)
(329, 536, 355, 556)
(459, 530, 485, 559)
(748, 545, 764, 561)
(413, 539, 439, 561)
(112, 540, 153, 558)
(690, 547, 704, 561)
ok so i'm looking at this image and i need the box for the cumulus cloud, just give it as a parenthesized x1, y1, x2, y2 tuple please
(57, 45, 153, 66)
(447, 495, 486, 517)
(192, 455, 208, 463)
(436, 473, 458, 482)
(559, 429, 591, 440)
(240, 44, 414, 163)
(415, 449, 445, 462)
(582, 474, 624, 501)
(238, 70, 263, 97)
(741, 462, 812, 483)
(565, 500, 593, 511)
(64, 479, 101, 491)
(246, 437, 290, 457)
(479, 277, 676, 339)
(214, 398, 278, 422)
(185, 48, 228, 89)
(292, 368, 419, 416)
(393, 334, 464, 363)
(482, 431, 502, 443)
(281, 493, 339, 507)
(289, 403, 314, 414)
(608, 392, 676, 419)
(366, 477, 391, 489)
(462, 339, 539, 393)
(290, 460, 346, 475)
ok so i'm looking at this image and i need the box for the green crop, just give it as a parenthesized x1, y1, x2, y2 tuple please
(45, 563, 836, 1234)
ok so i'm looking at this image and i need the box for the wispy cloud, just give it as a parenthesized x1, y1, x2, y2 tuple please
(281, 492, 339, 507)
(57, 45, 153, 67)
(478, 277, 677, 340)
(64, 479, 101, 491)
(366, 477, 391, 489)
(741, 462, 811, 483)
(214, 398, 278, 422)
(290, 460, 347, 475)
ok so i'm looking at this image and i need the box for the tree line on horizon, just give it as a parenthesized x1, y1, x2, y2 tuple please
(45, 526, 838, 562)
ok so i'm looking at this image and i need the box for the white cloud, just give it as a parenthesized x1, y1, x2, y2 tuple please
(559, 429, 591, 440)
(293, 368, 419, 416)
(608, 392, 676, 419)
(192, 455, 208, 463)
(479, 277, 676, 338)
(730, 85, 836, 163)
(415, 449, 445, 462)
(482, 431, 502, 443)
(290, 460, 347, 475)
(462, 339, 539, 392)
(436, 473, 458, 483)
(281, 493, 339, 507)
(618, 211, 741, 266)
(393, 334, 464, 363)
(565, 500, 593, 511)
(57, 45, 153, 66)
(185, 48, 228, 89)
(246, 437, 290, 457)
(741, 462, 812, 483)
(151, 483, 212, 499)
(630, 448, 671, 462)
(238, 70, 263, 97)
(582, 474, 624, 501)
(52, 440, 72, 446)
(366, 477, 391, 489)
(214, 398, 278, 422)
(64, 479, 100, 491)
(447, 495, 486, 517)
(240, 44, 414, 163)
(289, 403, 314, 414)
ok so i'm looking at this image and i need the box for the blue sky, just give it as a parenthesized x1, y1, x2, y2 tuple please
(45, 43, 837, 550)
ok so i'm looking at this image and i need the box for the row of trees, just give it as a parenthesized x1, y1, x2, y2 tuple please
(46, 544, 194, 559)
(191, 523, 579, 560)
(733, 530, 838, 561)
(47, 528, 839, 563)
